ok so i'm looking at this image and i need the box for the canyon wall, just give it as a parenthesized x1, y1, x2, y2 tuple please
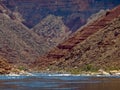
(2, 0, 120, 31)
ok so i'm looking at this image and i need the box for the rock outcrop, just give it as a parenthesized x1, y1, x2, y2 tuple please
(36, 5, 120, 71)
(0, 12, 54, 63)
(0, 3, 50, 65)
(33, 15, 71, 48)
(0, 56, 12, 74)
(0, 1, 24, 22)
(0, 3, 70, 67)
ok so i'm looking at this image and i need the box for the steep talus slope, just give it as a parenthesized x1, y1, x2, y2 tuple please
(33, 15, 71, 48)
(36, 6, 120, 70)
(0, 3, 70, 67)
(0, 56, 12, 74)
(59, 17, 120, 70)
(0, 1, 24, 22)
(2, 0, 120, 31)
(0, 9, 50, 65)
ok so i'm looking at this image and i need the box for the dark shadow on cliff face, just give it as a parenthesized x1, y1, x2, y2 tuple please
(2, 0, 120, 31)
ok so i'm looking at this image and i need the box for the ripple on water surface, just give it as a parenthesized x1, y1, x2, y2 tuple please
(0, 73, 120, 90)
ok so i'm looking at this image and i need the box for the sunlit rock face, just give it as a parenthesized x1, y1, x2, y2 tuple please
(2, 0, 120, 32)
(36, 6, 120, 70)
(32, 15, 71, 47)
(0, 56, 12, 74)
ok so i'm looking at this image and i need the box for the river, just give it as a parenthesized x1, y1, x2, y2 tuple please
(0, 73, 120, 90)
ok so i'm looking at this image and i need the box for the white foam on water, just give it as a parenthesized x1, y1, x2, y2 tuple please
(7, 74, 20, 76)
(48, 74, 72, 76)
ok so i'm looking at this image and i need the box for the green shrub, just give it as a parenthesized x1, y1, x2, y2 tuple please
(70, 69, 81, 74)
(82, 64, 98, 72)
(18, 66, 26, 71)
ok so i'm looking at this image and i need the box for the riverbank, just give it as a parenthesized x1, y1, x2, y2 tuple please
(1, 67, 120, 76)
(3, 71, 120, 77)
(26, 69, 120, 76)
